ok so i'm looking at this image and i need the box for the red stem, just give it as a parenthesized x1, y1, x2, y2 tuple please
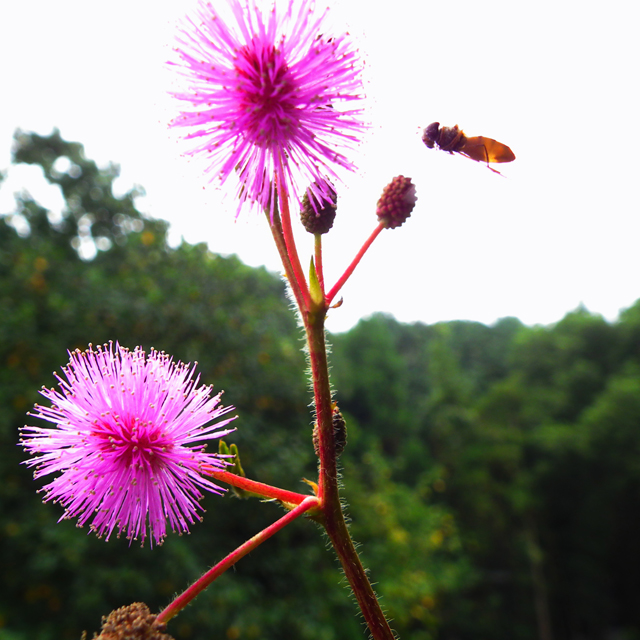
(267, 208, 308, 315)
(156, 496, 320, 624)
(209, 469, 312, 505)
(277, 178, 310, 310)
(326, 222, 384, 305)
(266, 183, 394, 640)
(305, 312, 395, 640)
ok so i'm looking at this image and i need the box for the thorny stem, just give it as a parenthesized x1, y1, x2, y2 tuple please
(326, 222, 385, 305)
(157, 496, 320, 624)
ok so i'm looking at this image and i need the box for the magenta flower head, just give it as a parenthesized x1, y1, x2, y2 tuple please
(168, 0, 367, 216)
(21, 343, 236, 546)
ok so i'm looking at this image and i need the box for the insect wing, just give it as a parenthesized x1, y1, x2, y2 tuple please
(462, 136, 515, 164)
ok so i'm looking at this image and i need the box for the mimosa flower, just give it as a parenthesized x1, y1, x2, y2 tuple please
(21, 343, 236, 546)
(168, 0, 366, 215)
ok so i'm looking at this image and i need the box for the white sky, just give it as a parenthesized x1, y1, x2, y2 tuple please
(1, 0, 639, 333)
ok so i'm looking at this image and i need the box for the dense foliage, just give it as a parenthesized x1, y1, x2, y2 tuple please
(331, 307, 640, 640)
(1, 131, 639, 640)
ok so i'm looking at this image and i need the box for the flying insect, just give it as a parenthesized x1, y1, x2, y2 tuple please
(422, 122, 515, 174)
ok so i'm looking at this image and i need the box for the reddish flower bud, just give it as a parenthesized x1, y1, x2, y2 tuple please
(376, 176, 417, 229)
(300, 182, 338, 235)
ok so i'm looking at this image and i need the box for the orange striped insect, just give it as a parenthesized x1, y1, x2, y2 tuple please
(422, 122, 515, 174)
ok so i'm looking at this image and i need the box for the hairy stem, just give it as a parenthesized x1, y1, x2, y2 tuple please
(277, 178, 310, 310)
(157, 497, 320, 624)
(306, 311, 395, 640)
(273, 185, 394, 640)
(267, 208, 308, 314)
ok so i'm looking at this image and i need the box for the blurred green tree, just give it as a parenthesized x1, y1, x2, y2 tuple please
(5, 130, 640, 640)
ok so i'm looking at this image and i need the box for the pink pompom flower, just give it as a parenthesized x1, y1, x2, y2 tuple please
(21, 343, 236, 546)
(168, 0, 367, 215)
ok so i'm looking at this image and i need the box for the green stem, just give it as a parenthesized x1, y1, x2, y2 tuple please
(314, 233, 325, 293)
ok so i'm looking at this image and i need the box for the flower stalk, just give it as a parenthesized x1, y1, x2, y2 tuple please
(277, 175, 311, 311)
(208, 469, 313, 507)
(327, 222, 385, 305)
(157, 496, 320, 624)
(314, 234, 325, 294)
(267, 206, 309, 313)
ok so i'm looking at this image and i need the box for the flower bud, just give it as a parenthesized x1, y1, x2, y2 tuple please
(300, 182, 338, 234)
(376, 176, 417, 229)
(90, 603, 173, 640)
